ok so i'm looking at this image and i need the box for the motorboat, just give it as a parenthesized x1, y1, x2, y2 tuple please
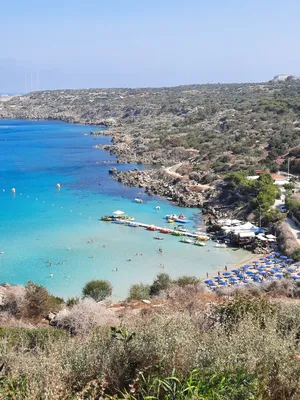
(180, 238, 194, 244)
(215, 241, 227, 248)
(194, 241, 207, 247)
(172, 231, 182, 236)
(153, 236, 164, 240)
(128, 222, 138, 227)
(160, 228, 172, 234)
(134, 198, 143, 203)
(113, 219, 126, 224)
(175, 215, 190, 223)
(101, 216, 113, 221)
(147, 225, 157, 231)
(176, 226, 188, 233)
(196, 235, 210, 241)
(165, 214, 178, 220)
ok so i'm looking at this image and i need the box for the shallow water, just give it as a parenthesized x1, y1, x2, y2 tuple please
(0, 120, 250, 299)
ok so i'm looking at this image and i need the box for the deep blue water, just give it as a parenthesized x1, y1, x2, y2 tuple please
(0, 120, 249, 299)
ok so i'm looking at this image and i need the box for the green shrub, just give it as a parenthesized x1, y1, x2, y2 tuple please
(82, 280, 112, 302)
(149, 273, 172, 296)
(128, 284, 150, 300)
(175, 275, 200, 287)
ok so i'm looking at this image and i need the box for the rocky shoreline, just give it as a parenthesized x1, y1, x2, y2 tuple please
(109, 167, 213, 207)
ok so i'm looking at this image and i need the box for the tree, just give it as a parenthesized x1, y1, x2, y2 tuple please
(22, 281, 64, 320)
(150, 273, 172, 296)
(128, 284, 150, 300)
(175, 275, 200, 287)
(82, 280, 112, 302)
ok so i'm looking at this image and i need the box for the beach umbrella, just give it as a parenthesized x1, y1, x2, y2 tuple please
(259, 257, 266, 261)
(252, 276, 260, 281)
(291, 276, 299, 280)
(260, 271, 267, 275)
(253, 261, 259, 264)
(231, 269, 240, 274)
(241, 265, 249, 270)
(219, 281, 227, 286)
(243, 279, 249, 284)
(211, 286, 217, 291)
(275, 273, 283, 278)
(273, 252, 280, 256)
(287, 258, 294, 263)
(113, 210, 124, 215)
(237, 273, 244, 279)
(287, 267, 295, 273)
(295, 263, 300, 267)
(246, 271, 255, 275)
(266, 261, 273, 265)
(214, 276, 223, 281)
(266, 255, 273, 259)
(269, 269, 276, 274)
(274, 267, 281, 272)
(204, 279, 213, 285)
(230, 277, 238, 281)
(280, 256, 288, 259)
(281, 263, 287, 267)
(222, 272, 231, 277)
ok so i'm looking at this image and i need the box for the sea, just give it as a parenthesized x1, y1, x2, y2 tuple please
(0, 120, 250, 300)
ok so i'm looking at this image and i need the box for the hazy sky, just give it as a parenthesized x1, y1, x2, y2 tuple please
(1, 0, 300, 92)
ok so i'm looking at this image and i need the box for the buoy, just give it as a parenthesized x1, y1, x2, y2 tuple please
(56, 183, 61, 189)
(11, 188, 16, 193)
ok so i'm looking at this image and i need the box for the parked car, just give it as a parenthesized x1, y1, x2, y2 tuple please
(279, 205, 286, 213)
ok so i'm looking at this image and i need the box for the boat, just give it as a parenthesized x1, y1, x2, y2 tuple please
(153, 236, 164, 240)
(167, 219, 174, 223)
(215, 241, 227, 248)
(180, 238, 194, 244)
(175, 218, 190, 224)
(128, 222, 138, 227)
(160, 228, 172, 234)
(194, 241, 207, 247)
(147, 225, 157, 231)
(176, 226, 188, 233)
(165, 214, 178, 220)
(112, 215, 135, 221)
(134, 198, 143, 203)
(196, 235, 210, 241)
(101, 216, 113, 221)
(113, 219, 126, 224)
(172, 231, 182, 236)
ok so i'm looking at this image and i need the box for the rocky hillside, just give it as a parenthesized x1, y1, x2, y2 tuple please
(1, 81, 300, 175)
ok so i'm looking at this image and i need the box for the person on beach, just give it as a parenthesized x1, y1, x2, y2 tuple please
(109, 288, 112, 296)
(225, 265, 228, 271)
(218, 271, 220, 276)
(206, 272, 209, 278)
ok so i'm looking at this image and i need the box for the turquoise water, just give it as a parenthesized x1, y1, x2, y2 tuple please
(0, 120, 250, 300)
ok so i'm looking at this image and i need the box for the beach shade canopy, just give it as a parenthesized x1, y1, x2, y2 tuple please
(287, 267, 295, 273)
(214, 276, 223, 281)
(219, 281, 227, 286)
(231, 269, 240, 274)
(113, 210, 125, 215)
(280, 255, 288, 259)
(275, 273, 283, 278)
(222, 272, 231, 276)
(246, 270, 255, 275)
(204, 279, 214, 285)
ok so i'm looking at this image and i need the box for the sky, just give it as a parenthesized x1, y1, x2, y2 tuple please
(1, 0, 300, 92)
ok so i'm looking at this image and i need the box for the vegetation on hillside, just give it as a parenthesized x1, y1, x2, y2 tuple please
(2, 277, 300, 398)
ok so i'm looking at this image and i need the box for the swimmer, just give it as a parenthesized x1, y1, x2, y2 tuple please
(92, 254, 95, 258)
(67, 247, 71, 251)
(159, 248, 163, 253)
(140, 253, 143, 256)
(127, 259, 132, 262)
(136, 253, 139, 256)
(49, 263, 52, 267)
(50, 273, 53, 278)
(103, 245, 106, 248)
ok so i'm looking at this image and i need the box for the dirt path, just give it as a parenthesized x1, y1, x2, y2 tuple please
(286, 217, 300, 246)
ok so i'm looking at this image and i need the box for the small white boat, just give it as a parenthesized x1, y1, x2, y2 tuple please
(215, 241, 227, 248)
(128, 222, 138, 227)
(194, 241, 206, 247)
(180, 238, 194, 244)
(113, 220, 126, 224)
(165, 214, 178, 220)
(134, 198, 143, 203)
(177, 226, 188, 233)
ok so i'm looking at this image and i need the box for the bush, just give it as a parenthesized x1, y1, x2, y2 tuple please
(149, 273, 172, 296)
(21, 281, 64, 320)
(175, 275, 200, 287)
(128, 284, 150, 300)
(82, 280, 112, 302)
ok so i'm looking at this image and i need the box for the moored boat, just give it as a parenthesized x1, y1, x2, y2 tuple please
(101, 216, 113, 221)
(147, 225, 157, 231)
(160, 228, 172, 234)
(128, 222, 138, 227)
(113, 219, 126, 224)
(165, 214, 178, 220)
(134, 198, 143, 203)
(194, 241, 206, 247)
(172, 231, 182, 236)
(215, 241, 227, 248)
(180, 238, 194, 244)
(196, 235, 210, 241)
